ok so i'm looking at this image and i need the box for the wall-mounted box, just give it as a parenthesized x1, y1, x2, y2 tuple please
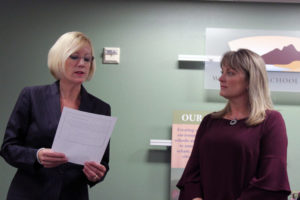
(103, 47, 120, 64)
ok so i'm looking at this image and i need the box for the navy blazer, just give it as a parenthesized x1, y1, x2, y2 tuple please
(0, 81, 111, 200)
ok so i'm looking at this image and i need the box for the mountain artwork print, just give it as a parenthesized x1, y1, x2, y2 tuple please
(228, 36, 300, 72)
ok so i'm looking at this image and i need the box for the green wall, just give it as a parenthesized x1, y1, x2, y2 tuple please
(1, 1, 300, 199)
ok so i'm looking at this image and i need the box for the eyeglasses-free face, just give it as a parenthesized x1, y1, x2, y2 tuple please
(219, 65, 249, 101)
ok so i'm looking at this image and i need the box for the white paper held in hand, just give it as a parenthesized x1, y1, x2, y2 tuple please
(52, 107, 117, 165)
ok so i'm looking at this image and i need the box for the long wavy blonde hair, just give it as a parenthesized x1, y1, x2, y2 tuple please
(211, 49, 273, 126)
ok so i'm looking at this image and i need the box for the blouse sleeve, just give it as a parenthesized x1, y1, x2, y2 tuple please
(239, 111, 291, 200)
(176, 115, 210, 200)
(0, 87, 40, 172)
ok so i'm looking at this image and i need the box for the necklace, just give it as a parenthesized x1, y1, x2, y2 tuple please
(229, 118, 237, 126)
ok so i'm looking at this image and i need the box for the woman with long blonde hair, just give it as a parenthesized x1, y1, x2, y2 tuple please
(177, 49, 290, 200)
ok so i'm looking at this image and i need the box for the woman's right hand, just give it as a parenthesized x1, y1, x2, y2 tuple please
(37, 148, 68, 168)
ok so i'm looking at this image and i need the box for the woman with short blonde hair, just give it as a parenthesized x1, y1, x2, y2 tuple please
(48, 31, 96, 81)
(1, 31, 110, 200)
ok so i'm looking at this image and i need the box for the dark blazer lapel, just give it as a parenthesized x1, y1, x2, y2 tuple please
(79, 85, 93, 113)
(46, 81, 62, 129)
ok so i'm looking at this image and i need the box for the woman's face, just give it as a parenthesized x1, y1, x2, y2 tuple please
(62, 44, 93, 85)
(218, 65, 249, 100)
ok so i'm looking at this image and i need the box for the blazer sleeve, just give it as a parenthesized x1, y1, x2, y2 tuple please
(0, 87, 40, 172)
(176, 115, 210, 200)
(239, 111, 291, 200)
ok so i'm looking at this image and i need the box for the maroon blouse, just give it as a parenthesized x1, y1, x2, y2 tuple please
(177, 110, 290, 200)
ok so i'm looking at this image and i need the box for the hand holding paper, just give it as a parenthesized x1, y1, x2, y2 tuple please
(52, 107, 117, 165)
(37, 148, 68, 168)
(83, 161, 107, 182)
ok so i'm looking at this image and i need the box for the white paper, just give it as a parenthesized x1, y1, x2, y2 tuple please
(52, 107, 117, 165)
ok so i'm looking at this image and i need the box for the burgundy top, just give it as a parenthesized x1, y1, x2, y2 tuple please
(177, 110, 290, 200)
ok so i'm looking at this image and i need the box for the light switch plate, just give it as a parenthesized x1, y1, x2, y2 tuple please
(103, 47, 120, 64)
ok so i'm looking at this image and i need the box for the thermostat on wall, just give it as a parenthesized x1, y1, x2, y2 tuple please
(103, 47, 120, 64)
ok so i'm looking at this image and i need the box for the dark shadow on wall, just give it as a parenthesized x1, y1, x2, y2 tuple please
(147, 149, 171, 163)
(178, 61, 204, 70)
(147, 126, 172, 200)
(147, 126, 171, 163)
(147, 148, 171, 200)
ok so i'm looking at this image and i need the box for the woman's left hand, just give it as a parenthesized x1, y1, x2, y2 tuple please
(83, 161, 107, 182)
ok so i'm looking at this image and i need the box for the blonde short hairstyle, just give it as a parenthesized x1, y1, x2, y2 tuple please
(48, 31, 96, 81)
(211, 49, 273, 126)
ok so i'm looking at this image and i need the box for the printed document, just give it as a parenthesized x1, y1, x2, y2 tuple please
(52, 107, 117, 165)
